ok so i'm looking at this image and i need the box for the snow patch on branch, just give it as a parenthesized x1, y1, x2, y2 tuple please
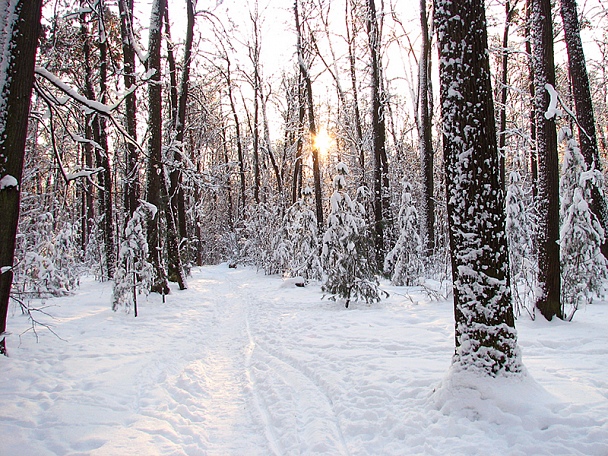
(544, 84, 562, 120)
(0, 173, 18, 189)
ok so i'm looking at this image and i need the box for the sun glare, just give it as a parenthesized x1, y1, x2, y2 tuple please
(314, 128, 333, 158)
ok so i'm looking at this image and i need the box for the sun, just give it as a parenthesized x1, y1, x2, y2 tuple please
(313, 128, 333, 158)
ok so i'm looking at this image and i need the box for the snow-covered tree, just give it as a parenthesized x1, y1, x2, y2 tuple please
(322, 163, 385, 308)
(384, 180, 424, 286)
(505, 167, 536, 317)
(559, 128, 607, 320)
(113, 202, 156, 314)
(436, 0, 522, 375)
(280, 187, 322, 281)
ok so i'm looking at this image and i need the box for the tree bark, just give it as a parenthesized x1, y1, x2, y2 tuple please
(118, 0, 139, 218)
(367, 0, 388, 265)
(145, 0, 170, 295)
(559, 0, 608, 260)
(532, 0, 562, 320)
(295, 0, 324, 228)
(434, 0, 521, 374)
(0, 0, 43, 356)
(418, 0, 435, 254)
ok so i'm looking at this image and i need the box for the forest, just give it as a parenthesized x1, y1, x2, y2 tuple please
(1, 0, 608, 377)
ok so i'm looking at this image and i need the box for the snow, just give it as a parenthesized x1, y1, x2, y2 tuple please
(1, 265, 607, 455)
(0, 173, 17, 189)
(544, 83, 562, 120)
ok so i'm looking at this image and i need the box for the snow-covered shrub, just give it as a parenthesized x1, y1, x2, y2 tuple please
(505, 167, 536, 318)
(13, 212, 81, 298)
(112, 202, 156, 313)
(559, 128, 607, 320)
(242, 202, 284, 275)
(280, 187, 322, 281)
(322, 163, 386, 307)
(384, 180, 424, 286)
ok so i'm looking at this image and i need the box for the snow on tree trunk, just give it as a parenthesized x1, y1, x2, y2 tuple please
(434, 0, 522, 375)
(531, 0, 561, 320)
(559, 0, 608, 262)
(0, 0, 43, 355)
(559, 128, 607, 320)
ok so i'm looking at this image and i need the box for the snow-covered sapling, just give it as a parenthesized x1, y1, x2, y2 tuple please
(322, 163, 387, 308)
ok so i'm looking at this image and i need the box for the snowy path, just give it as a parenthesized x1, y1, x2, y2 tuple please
(1, 265, 608, 455)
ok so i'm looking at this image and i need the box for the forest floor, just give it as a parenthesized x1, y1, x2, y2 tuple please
(1, 264, 607, 455)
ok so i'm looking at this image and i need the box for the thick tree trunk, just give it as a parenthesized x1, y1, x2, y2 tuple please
(560, 0, 608, 260)
(0, 0, 43, 356)
(532, 0, 562, 320)
(434, 0, 521, 374)
(418, 0, 435, 254)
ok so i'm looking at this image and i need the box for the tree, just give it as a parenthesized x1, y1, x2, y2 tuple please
(0, 0, 44, 355)
(366, 0, 389, 265)
(384, 180, 424, 286)
(531, 0, 561, 320)
(321, 163, 384, 308)
(434, 0, 522, 374)
(559, 0, 608, 261)
(418, 0, 435, 254)
(145, 0, 170, 294)
(559, 128, 607, 320)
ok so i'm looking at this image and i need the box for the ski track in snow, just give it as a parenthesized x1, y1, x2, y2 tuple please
(1, 265, 608, 455)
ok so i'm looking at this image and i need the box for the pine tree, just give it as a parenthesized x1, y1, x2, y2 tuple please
(322, 163, 386, 308)
(281, 187, 322, 281)
(113, 202, 156, 314)
(384, 180, 424, 286)
(559, 128, 607, 320)
(505, 166, 536, 317)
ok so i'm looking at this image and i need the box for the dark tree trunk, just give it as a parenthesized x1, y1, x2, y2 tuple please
(525, 0, 538, 198)
(226, 61, 247, 212)
(498, 1, 517, 192)
(418, 0, 435, 254)
(346, 0, 365, 184)
(367, 0, 388, 265)
(118, 0, 139, 218)
(532, 0, 562, 320)
(291, 73, 305, 204)
(94, 2, 116, 280)
(560, 0, 608, 260)
(0, 0, 43, 356)
(145, 0, 170, 295)
(295, 0, 324, 228)
(434, 0, 521, 374)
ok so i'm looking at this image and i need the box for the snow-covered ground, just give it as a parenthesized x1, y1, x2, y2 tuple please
(1, 264, 607, 455)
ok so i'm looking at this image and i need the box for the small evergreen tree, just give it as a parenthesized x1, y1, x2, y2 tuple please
(322, 163, 386, 308)
(384, 180, 424, 286)
(280, 187, 322, 281)
(505, 165, 536, 317)
(559, 127, 607, 320)
(112, 202, 156, 313)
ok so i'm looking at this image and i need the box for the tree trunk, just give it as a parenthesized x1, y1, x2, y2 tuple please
(418, 0, 435, 254)
(295, 0, 324, 228)
(145, 0, 170, 295)
(367, 0, 388, 265)
(118, 0, 139, 218)
(560, 0, 608, 260)
(532, 0, 562, 320)
(0, 0, 43, 356)
(498, 1, 517, 192)
(434, 0, 521, 374)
